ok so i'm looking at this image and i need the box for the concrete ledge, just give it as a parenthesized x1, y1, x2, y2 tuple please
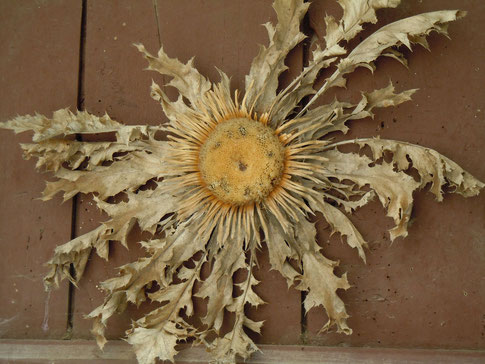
(1, 340, 484, 363)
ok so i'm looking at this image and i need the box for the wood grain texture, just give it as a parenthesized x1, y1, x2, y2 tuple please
(0, 0, 81, 339)
(71, 0, 162, 339)
(305, 0, 485, 349)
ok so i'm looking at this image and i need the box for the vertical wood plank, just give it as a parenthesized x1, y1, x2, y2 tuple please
(70, 0, 303, 345)
(305, 0, 485, 349)
(156, 0, 303, 345)
(71, 0, 162, 338)
(0, 0, 82, 338)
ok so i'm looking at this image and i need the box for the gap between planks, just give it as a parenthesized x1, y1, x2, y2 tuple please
(299, 1, 312, 340)
(0, 340, 484, 363)
(66, 0, 88, 337)
(152, 0, 162, 48)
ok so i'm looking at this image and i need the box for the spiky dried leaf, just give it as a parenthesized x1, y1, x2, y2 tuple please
(245, 0, 309, 113)
(356, 138, 484, 200)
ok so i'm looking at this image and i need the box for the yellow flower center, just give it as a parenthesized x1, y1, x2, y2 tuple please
(199, 118, 285, 205)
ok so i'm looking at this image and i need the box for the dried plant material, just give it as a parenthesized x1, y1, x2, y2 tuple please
(1, 1, 482, 363)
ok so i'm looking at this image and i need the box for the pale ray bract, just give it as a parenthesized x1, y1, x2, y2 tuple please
(1, 1, 482, 363)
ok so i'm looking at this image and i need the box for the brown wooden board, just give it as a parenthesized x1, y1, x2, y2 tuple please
(71, 0, 303, 345)
(70, 0, 163, 339)
(153, 0, 304, 344)
(0, 1, 81, 339)
(304, 0, 485, 349)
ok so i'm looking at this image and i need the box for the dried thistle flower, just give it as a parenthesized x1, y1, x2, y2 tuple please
(1, 1, 482, 363)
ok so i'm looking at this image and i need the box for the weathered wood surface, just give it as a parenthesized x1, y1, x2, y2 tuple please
(0, 0, 81, 339)
(70, 0, 164, 340)
(0, 0, 484, 358)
